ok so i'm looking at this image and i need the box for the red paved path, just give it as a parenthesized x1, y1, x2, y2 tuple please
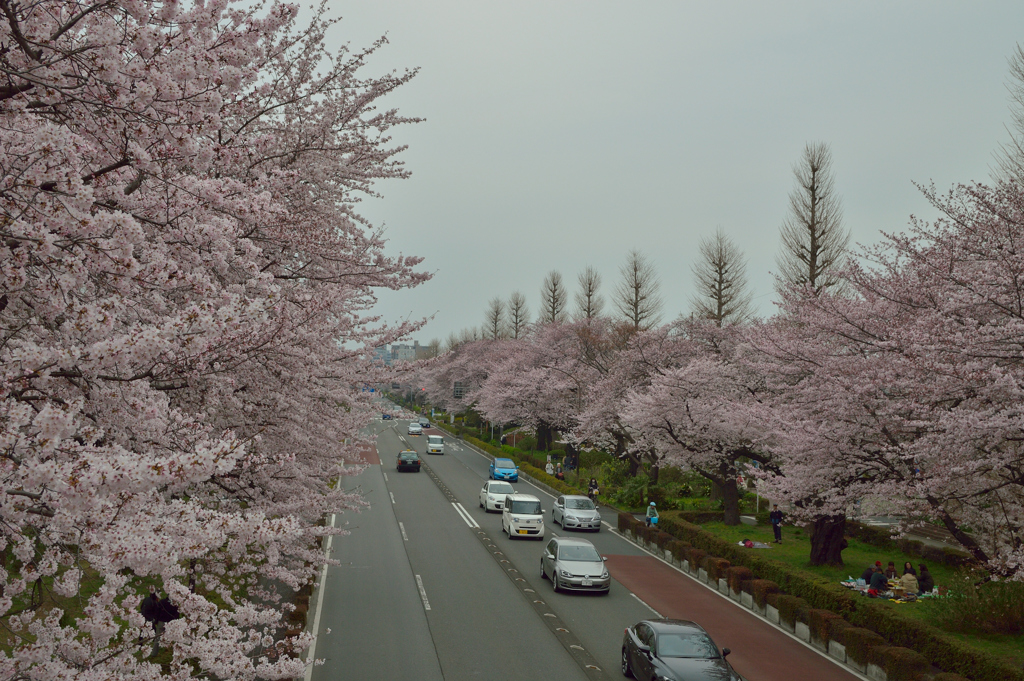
(346, 443, 379, 465)
(605, 555, 860, 681)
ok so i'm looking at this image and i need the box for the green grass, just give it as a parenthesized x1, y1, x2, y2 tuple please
(687, 516, 1024, 669)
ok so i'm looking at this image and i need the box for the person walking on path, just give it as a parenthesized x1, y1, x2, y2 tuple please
(646, 502, 659, 527)
(139, 586, 159, 644)
(769, 504, 784, 543)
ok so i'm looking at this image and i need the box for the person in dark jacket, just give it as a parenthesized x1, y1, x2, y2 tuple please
(151, 595, 180, 657)
(902, 561, 917, 576)
(860, 563, 875, 583)
(769, 505, 784, 543)
(884, 561, 898, 580)
(917, 565, 934, 594)
(139, 586, 159, 644)
(868, 566, 889, 594)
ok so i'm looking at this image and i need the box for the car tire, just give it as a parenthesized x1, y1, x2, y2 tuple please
(479, 499, 483, 508)
(553, 575, 561, 593)
(621, 647, 634, 678)
(540, 561, 547, 580)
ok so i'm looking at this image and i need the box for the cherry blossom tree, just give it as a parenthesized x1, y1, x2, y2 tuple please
(622, 321, 771, 525)
(0, 0, 426, 677)
(749, 180, 1024, 576)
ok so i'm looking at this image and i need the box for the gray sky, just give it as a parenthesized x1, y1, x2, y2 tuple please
(327, 1, 1024, 344)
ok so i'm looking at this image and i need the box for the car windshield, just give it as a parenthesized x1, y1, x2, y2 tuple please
(510, 500, 541, 514)
(489, 482, 514, 495)
(656, 632, 720, 659)
(428, 436, 443, 444)
(494, 459, 515, 469)
(557, 545, 602, 562)
(566, 498, 596, 510)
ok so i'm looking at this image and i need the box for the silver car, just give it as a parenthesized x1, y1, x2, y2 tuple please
(552, 495, 602, 531)
(540, 537, 611, 594)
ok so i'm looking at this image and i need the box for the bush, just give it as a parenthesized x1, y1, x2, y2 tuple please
(881, 647, 930, 681)
(618, 512, 634, 534)
(935, 574, 1024, 635)
(808, 608, 849, 644)
(667, 539, 690, 563)
(775, 594, 809, 627)
(837, 627, 887, 666)
(750, 579, 780, 608)
(702, 556, 731, 583)
(932, 675, 971, 681)
(579, 449, 612, 469)
(655, 531, 674, 550)
(726, 566, 754, 594)
(687, 548, 707, 570)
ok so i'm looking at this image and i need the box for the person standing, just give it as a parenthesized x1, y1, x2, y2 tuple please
(769, 504, 784, 543)
(139, 586, 159, 644)
(151, 594, 180, 657)
(545, 460, 554, 475)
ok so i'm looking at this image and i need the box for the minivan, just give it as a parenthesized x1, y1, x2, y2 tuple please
(427, 434, 444, 455)
(502, 493, 545, 540)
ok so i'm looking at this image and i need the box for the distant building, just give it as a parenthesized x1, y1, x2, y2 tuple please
(390, 342, 418, 363)
(371, 346, 391, 366)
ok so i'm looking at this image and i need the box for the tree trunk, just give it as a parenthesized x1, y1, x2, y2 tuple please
(809, 515, 848, 566)
(536, 423, 552, 451)
(649, 462, 660, 486)
(720, 481, 741, 526)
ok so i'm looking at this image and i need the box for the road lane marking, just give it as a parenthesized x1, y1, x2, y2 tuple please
(631, 592, 663, 618)
(304, 513, 335, 681)
(415, 574, 431, 611)
(399, 522, 408, 541)
(452, 502, 480, 528)
(390, 492, 396, 505)
(383, 472, 388, 481)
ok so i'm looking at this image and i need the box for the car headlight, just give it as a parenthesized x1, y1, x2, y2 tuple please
(601, 571, 610, 579)
(560, 570, 573, 578)
(487, 495, 495, 500)
(564, 514, 576, 521)
(513, 517, 522, 523)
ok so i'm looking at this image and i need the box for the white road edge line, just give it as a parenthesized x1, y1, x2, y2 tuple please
(399, 522, 408, 541)
(415, 574, 432, 611)
(390, 492, 396, 505)
(631, 592, 663, 618)
(303, 512, 335, 681)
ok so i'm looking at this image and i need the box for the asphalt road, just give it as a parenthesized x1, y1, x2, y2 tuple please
(308, 418, 862, 681)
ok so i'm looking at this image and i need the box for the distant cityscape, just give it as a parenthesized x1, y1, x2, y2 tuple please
(372, 341, 436, 366)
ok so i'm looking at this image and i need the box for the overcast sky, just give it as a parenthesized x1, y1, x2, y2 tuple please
(326, 2, 1024, 344)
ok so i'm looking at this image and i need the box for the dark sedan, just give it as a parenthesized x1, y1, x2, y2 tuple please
(396, 450, 421, 472)
(622, 619, 741, 681)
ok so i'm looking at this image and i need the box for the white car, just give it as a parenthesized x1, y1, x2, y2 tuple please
(502, 493, 545, 540)
(479, 481, 515, 512)
(427, 434, 445, 455)
(407, 422, 422, 436)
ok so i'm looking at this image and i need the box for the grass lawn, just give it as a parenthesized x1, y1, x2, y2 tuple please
(680, 516, 1024, 670)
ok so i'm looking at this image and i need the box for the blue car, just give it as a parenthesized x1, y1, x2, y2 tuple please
(489, 458, 519, 482)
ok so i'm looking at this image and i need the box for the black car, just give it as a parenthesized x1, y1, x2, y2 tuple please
(396, 450, 421, 472)
(622, 619, 741, 681)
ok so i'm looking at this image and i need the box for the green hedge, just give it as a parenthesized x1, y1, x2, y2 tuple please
(749, 579, 780, 608)
(839, 627, 887, 666)
(726, 566, 754, 594)
(880, 647, 930, 681)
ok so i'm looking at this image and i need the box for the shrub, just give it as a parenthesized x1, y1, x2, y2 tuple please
(881, 647, 930, 681)
(655, 531, 674, 550)
(726, 566, 754, 594)
(932, 675, 971, 681)
(808, 608, 849, 644)
(750, 579, 780, 608)
(687, 548, 706, 570)
(775, 594, 809, 627)
(764, 591, 781, 609)
(618, 512, 634, 534)
(668, 540, 691, 563)
(838, 627, 887, 666)
(703, 557, 731, 583)
(935, 574, 1024, 635)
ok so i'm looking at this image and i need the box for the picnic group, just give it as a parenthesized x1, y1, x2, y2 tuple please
(847, 560, 937, 601)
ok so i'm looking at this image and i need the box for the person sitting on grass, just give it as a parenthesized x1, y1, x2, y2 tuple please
(917, 565, 934, 594)
(860, 563, 876, 583)
(900, 569, 919, 596)
(902, 561, 917, 576)
(884, 561, 898, 580)
(868, 566, 889, 596)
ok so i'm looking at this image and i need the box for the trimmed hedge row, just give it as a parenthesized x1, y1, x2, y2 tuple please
(618, 512, 1023, 681)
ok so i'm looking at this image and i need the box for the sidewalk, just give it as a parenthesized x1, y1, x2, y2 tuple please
(605, 553, 862, 681)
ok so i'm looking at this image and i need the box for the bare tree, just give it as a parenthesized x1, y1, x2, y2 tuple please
(484, 297, 505, 339)
(444, 331, 461, 353)
(427, 338, 441, 358)
(776, 142, 849, 295)
(614, 250, 663, 331)
(996, 44, 1024, 184)
(539, 271, 568, 324)
(574, 266, 604, 320)
(507, 291, 530, 339)
(690, 227, 754, 326)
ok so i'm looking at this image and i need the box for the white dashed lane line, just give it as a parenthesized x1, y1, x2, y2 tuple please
(390, 492, 396, 505)
(415, 574, 431, 611)
(399, 522, 408, 541)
